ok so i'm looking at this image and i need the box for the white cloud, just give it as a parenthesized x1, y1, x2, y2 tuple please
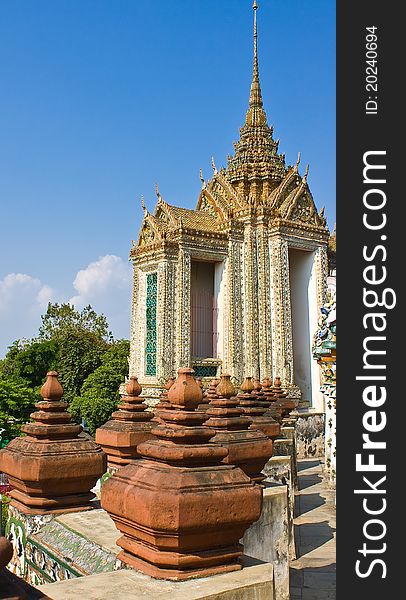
(69, 255, 132, 340)
(0, 255, 132, 357)
(0, 273, 55, 354)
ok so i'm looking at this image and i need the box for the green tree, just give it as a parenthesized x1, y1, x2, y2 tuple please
(0, 377, 38, 439)
(1, 340, 58, 387)
(35, 303, 112, 403)
(69, 340, 130, 434)
(38, 303, 111, 342)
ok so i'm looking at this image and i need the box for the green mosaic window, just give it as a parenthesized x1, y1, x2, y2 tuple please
(145, 272, 157, 376)
(193, 365, 218, 378)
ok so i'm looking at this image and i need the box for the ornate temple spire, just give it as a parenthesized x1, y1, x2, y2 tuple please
(225, 1, 286, 199)
(246, 1, 267, 125)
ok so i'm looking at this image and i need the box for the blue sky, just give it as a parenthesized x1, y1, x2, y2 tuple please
(0, 0, 336, 356)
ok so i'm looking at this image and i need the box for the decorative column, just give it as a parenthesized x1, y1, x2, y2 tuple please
(0, 372, 106, 514)
(314, 245, 329, 310)
(129, 266, 141, 376)
(256, 215, 272, 379)
(269, 237, 294, 387)
(243, 218, 259, 378)
(101, 368, 262, 580)
(176, 246, 191, 368)
(156, 258, 176, 381)
(224, 236, 244, 381)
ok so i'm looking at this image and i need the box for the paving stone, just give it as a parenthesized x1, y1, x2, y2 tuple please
(290, 459, 336, 600)
(303, 572, 336, 589)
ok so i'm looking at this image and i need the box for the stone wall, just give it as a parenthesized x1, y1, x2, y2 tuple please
(292, 411, 325, 458)
(6, 506, 124, 587)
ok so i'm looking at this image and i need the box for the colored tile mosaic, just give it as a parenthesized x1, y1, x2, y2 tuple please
(145, 272, 157, 376)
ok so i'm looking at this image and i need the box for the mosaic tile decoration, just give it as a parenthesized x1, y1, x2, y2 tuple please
(193, 365, 218, 378)
(145, 272, 157, 376)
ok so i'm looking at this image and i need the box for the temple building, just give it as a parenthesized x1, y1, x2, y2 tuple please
(129, 2, 329, 408)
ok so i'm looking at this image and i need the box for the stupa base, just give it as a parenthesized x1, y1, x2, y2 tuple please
(9, 489, 97, 515)
(117, 550, 242, 581)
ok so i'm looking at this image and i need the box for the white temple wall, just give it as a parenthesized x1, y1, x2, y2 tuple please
(214, 260, 225, 361)
(288, 248, 322, 408)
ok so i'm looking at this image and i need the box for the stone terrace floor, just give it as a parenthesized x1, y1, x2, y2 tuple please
(290, 459, 336, 600)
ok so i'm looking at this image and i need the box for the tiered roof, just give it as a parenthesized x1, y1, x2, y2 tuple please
(133, 1, 328, 255)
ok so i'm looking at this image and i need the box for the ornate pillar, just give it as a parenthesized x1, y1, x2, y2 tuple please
(156, 258, 176, 381)
(243, 219, 259, 379)
(257, 216, 272, 379)
(129, 265, 141, 377)
(225, 236, 244, 382)
(314, 245, 328, 309)
(176, 246, 191, 368)
(269, 237, 294, 387)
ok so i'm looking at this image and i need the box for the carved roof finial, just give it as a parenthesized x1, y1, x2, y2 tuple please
(294, 151, 301, 171)
(141, 195, 147, 215)
(211, 156, 218, 174)
(303, 164, 309, 182)
(199, 168, 206, 188)
(155, 182, 161, 200)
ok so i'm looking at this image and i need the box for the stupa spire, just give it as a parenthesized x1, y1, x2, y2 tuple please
(245, 1, 267, 126)
(249, 1, 263, 108)
(226, 1, 286, 191)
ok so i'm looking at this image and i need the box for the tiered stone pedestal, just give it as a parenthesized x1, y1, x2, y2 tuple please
(0, 372, 106, 515)
(95, 377, 155, 471)
(101, 368, 262, 580)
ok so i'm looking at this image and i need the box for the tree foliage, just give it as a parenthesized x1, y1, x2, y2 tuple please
(69, 339, 130, 435)
(1, 304, 129, 440)
(0, 377, 38, 440)
(38, 303, 111, 342)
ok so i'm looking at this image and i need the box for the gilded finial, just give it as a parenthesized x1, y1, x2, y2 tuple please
(199, 168, 204, 184)
(141, 195, 147, 214)
(295, 151, 301, 171)
(211, 156, 218, 174)
(155, 182, 160, 198)
(303, 164, 309, 181)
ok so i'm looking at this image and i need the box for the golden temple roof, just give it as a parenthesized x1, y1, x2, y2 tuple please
(133, 2, 328, 254)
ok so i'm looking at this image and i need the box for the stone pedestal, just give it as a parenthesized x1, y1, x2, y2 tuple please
(242, 484, 289, 600)
(0, 372, 106, 515)
(96, 377, 155, 470)
(205, 374, 273, 483)
(263, 456, 296, 560)
(237, 377, 280, 441)
(101, 368, 262, 580)
(271, 378, 297, 419)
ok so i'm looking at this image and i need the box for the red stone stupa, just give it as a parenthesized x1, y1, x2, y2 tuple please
(252, 378, 281, 440)
(152, 377, 175, 424)
(0, 371, 106, 514)
(237, 376, 280, 441)
(271, 376, 297, 418)
(262, 377, 284, 422)
(95, 377, 155, 470)
(101, 367, 262, 580)
(204, 374, 273, 483)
